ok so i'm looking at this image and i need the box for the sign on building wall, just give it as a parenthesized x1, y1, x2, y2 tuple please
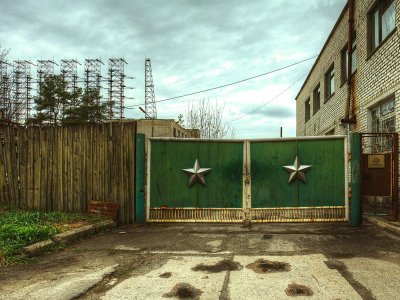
(368, 154, 385, 168)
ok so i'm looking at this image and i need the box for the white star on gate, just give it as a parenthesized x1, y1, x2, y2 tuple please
(182, 159, 211, 186)
(283, 156, 312, 183)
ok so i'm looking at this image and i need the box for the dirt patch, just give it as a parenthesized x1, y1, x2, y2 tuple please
(262, 234, 273, 240)
(246, 259, 291, 273)
(325, 259, 346, 271)
(328, 252, 356, 259)
(285, 283, 313, 297)
(163, 283, 203, 299)
(191, 259, 242, 273)
(160, 272, 172, 278)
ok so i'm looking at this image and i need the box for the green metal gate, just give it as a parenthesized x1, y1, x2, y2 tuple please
(146, 136, 348, 223)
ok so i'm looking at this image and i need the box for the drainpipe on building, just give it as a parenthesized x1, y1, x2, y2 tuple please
(342, 0, 356, 125)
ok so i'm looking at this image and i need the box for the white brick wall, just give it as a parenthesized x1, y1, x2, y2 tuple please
(296, 0, 400, 136)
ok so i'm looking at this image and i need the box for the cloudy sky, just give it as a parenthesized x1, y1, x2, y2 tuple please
(1, 0, 346, 138)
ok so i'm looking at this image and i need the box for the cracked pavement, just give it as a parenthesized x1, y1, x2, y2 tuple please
(1, 222, 400, 299)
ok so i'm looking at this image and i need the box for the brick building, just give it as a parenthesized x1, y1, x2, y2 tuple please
(136, 119, 200, 139)
(108, 118, 200, 139)
(296, 0, 399, 137)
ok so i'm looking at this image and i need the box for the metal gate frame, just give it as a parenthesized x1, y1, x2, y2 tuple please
(360, 132, 399, 221)
(146, 136, 349, 223)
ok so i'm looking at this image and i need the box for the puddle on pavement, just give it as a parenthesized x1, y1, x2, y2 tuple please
(192, 259, 243, 273)
(159, 272, 172, 278)
(285, 283, 313, 297)
(246, 259, 291, 273)
(163, 283, 203, 299)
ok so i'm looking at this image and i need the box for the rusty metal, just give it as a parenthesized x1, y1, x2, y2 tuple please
(250, 206, 346, 223)
(392, 133, 398, 221)
(360, 133, 398, 221)
(147, 206, 347, 223)
(343, 0, 355, 123)
(148, 208, 244, 223)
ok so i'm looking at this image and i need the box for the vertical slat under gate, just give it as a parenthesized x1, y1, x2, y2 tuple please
(148, 208, 244, 223)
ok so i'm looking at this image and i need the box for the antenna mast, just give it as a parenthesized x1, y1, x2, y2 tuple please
(144, 58, 157, 119)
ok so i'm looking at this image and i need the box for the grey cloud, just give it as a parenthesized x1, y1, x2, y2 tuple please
(0, 0, 346, 137)
(252, 105, 295, 119)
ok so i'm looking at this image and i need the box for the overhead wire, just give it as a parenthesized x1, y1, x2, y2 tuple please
(226, 72, 308, 123)
(128, 54, 317, 108)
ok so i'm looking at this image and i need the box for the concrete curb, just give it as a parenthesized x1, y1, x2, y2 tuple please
(364, 216, 400, 237)
(23, 219, 117, 257)
(23, 239, 55, 257)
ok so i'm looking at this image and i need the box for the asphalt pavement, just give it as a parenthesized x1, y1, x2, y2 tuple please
(1, 222, 400, 299)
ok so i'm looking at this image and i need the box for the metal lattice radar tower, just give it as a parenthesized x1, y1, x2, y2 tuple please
(37, 60, 57, 84)
(144, 58, 157, 119)
(60, 59, 80, 94)
(108, 58, 127, 119)
(13, 60, 34, 123)
(0, 60, 12, 119)
(37, 60, 58, 102)
(84, 59, 104, 103)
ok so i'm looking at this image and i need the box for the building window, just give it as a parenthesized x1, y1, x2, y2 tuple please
(341, 39, 356, 84)
(368, 0, 396, 54)
(371, 97, 396, 133)
(325, 65, 335, 101)
(173, 128, 176, 137)
(305, 98, 310, 122)
(313, 85, 320, 114)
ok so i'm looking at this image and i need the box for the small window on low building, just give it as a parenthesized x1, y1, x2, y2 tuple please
(368, 0, 396, 54)
(173, 128, 176, 137)
(305, 98, 311, 123)
(325, 65, 335, 101)
(341, 39, 356, 84)
(313, 85, 320, 114)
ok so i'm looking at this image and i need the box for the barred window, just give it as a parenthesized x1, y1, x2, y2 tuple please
(371, 97, 395, 133)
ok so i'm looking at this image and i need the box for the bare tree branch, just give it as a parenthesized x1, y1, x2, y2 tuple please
(0, 46, 9, 61)
(0, 45, 12, 121)
(185, 98, 235, 139)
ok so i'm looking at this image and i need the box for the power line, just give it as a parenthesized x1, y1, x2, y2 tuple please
(226, 72, 308, 123)
(130, 55, 317, 107)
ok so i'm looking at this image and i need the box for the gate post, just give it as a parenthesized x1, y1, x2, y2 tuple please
(135, 134, 146, 224)
(350, 133, 361, 226)
(392, 133, 398, 221)
(243, 140, 252, 225)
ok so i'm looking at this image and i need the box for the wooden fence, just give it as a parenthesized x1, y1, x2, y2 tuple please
(0, 122, 137, 224)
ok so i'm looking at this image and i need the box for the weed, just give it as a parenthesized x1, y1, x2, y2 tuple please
(0, 208, 106, 266)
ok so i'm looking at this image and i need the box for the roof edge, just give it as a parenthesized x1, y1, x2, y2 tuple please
(295, 1, 349, 100)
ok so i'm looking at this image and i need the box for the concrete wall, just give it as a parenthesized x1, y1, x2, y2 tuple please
(296, 0, 400, 136)
(136, 119, 199, 139)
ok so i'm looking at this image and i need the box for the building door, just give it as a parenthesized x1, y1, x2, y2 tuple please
(361, 133, 398, 220)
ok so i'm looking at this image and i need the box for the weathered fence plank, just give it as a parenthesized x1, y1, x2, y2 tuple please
(0, 122, 137, 224)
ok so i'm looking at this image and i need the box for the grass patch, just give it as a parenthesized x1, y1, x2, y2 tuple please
(0, 208, 106, 266)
